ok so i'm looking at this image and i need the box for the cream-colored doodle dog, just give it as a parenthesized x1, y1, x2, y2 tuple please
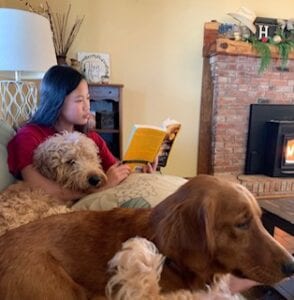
(0, 131, 106, 235)
(107, 237, 243, 300)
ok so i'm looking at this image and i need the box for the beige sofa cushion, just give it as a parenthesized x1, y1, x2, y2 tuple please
(73, 173, 187, 211)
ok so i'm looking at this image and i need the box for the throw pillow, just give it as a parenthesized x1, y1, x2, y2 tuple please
(0, 120, 16, 191)
(72, 173, 187, 211)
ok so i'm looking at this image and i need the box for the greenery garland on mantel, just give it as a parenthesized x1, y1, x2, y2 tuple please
(249, 28, 294, 73)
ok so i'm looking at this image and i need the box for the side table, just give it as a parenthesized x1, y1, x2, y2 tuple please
(259, 198, 294, 300)
(259, 198, 294, 236)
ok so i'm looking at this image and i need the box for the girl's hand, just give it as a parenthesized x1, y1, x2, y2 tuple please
(105, 162, 131, 188)
(143, 156, 159, 173)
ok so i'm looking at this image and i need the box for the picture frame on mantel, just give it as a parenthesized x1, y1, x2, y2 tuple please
(77, 52, 110, 84)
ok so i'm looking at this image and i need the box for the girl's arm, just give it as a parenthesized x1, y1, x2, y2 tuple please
(21, 165, 86, 203)
(143, 156, 159, 173)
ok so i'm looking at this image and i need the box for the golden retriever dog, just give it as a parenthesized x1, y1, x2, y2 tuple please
(0, 175, 293, 299)
(0, 131, 106, 235)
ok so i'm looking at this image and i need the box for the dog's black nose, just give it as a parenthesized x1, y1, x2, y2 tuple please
(88, 175, 102, 186)
(281, 261, 294, 276)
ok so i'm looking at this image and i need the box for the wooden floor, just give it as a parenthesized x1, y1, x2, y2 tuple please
(275, 228, 294, 253)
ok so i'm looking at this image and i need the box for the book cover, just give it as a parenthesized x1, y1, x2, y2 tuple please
(123, 119, 181, 171)
(157, 119, 181, 167)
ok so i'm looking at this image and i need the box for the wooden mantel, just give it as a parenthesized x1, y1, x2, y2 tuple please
(197, 22, 294, 175)
(203, 22, 294, 60)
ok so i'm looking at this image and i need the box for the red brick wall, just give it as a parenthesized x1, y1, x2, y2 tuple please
(210, 54, 294, 176)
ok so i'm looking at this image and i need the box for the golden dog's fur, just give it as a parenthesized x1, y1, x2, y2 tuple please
(0, 131, 106, 235)
(107, 237, 242, 299)
(0, 175, 293, 299)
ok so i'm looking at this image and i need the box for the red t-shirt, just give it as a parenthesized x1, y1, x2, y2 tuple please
(7, 124, 117, 178)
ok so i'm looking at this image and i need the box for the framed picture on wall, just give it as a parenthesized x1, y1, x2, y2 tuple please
(77, 52, 110, 83)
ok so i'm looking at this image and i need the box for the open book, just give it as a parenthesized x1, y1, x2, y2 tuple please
(123, 118, 181, 171)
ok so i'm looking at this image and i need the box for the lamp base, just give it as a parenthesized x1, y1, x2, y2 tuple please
(0, 81, 38, 128)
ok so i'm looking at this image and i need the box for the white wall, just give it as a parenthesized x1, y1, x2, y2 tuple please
(1, 0, 294, 177)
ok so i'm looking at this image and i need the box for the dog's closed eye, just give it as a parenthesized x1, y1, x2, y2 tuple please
(235, 219, 251, 230)
(66, 159, 76, 166)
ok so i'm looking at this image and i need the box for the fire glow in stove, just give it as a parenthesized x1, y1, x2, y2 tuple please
(245, 104, 294, 177)
(264, 121, 294, 176)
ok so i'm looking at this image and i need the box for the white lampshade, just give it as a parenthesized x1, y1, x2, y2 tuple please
(0, 8, 57, 80)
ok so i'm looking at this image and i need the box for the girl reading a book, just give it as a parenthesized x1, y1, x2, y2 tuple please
(7, 65, 157, 203)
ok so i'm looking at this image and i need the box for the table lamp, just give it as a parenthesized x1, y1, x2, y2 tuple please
(0, 8, 57, 128)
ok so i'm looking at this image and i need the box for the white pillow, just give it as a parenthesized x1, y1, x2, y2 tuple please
(0, 120, 16, 192)
(0, 145, 16, 191)
(0, 120, 15, 145)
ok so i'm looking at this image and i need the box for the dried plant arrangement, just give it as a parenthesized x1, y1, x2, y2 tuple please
(18, 1, 84, 60)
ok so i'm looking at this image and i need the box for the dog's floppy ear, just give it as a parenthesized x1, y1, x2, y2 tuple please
(198, 195, 216, 255)
(33, 146, 61, 181)
(151, 178, 216, 263)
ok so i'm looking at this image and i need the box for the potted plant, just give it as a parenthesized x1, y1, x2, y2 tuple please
(19, 1, 84, 65)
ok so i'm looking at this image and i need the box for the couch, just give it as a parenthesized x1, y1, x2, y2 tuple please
(0, 119, 187, 210)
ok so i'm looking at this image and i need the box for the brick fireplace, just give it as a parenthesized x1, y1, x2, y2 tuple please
(198, 22, 294, 198)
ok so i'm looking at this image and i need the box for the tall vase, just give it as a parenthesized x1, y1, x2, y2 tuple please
(56, 55, 67, 65)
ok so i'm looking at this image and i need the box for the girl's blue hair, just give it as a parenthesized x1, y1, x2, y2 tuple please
(29, 65, 85, 126)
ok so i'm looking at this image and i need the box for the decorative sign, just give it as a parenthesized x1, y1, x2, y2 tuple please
(254, 17, 294, 40)
(78, 52, 110, 83)
(254, 17, 278, 40)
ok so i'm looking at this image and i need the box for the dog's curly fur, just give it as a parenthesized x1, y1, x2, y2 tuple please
(0, 175, 293, 299)
(0, 131, 106, 235)
(106, 237, 243, 300)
